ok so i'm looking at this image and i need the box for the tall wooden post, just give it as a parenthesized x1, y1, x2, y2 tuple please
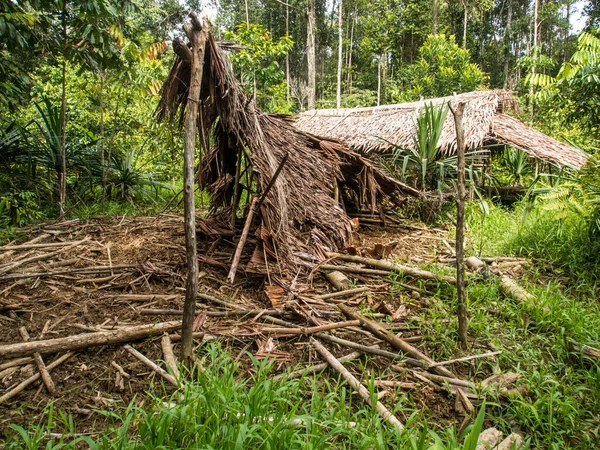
(450, 101, 468, 347)
(181, 14, 208, 367)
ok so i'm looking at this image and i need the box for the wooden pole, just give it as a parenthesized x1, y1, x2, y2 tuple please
(227, 196, 258, 284)
(0, 321, 182, 359)
(181, 14, 208, 367)
(450, 101, 468, 347)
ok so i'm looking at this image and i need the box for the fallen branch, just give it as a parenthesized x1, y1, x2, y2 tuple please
(227, 196, 258, 284)
(19, 327, 56, 395)
(161, 333, 180, 380)
(311, 338, 404, 432)
(314, 286, 372, 300)
(0, 352, 75, 404)
(339, 304, 456, 378)
(0, 357, 33, 371)
(324, 270, 352, 290)
(315, 332, 426, 368)
(0, 321, 182, 359)
(0, 241, 83, 251)
(0, 264, 139, 281)
(428, 351, 502, 369)
(124, 345, 177, 386)
(326, 252, 457, 284)
(0, 238, 89, 275)
(260, 320, 360, 336)
(569, 340, 600, 361)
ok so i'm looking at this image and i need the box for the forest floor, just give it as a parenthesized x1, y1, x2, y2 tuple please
(0, 213, 598, 448)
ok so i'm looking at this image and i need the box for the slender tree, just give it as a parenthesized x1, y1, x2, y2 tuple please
(336, 0, 343, 108)
(307, 0, 316, 109)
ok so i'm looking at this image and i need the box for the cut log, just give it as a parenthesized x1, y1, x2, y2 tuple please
(497, 433, 524, 450)
(324, 270, 351, 290)
(311, 338, 404, 432)
(339, 304, 455, 378)
(466, 256, 533, 303)
(476, 428, 503, 450)
(0, 321, 181, 359)
(161, 333, 180, 380)
(326, 252, 457, 284)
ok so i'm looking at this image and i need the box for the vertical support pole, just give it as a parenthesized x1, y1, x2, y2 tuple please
(451, 101, 468, 348)
(181, 14, 208, 367)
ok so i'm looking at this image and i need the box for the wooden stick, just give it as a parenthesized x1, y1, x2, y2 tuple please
(0, 241, 85, 251)
(273, 349, 365, 382)
(396, 367, 473, 389)
(0, 321, 182, 359)
(19, 327, 56, 394)
(0, 233, 50, 262)
(0, 265, 138, 281)
(254, 152, 290, 212)
(338, 304, 455, 378)
(325, 252, 457, 284)
(315, 332, 426, 367)
(124, 345, 177, 386)
(0, 239, 89, 274)
(314, 286, 372, 300)
(227, 195, 259, 284)
(0, 352, 75, 404)
(197, 292, 249, 312)
(311, 338, 404, 432)
(0, 357, 33, 371)
(140, 307, 284, 317)
(161, 333, 180, 380)
(320, 264, 390, 277)
(260, 320, 360, 336)
(180, 14, 208, 367)
(428, 350, 501, 368)
(569, 340, 600, 361)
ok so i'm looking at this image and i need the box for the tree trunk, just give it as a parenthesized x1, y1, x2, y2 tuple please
(451, 102, 468, 348)
(346, 5, 356, 93)
(530, 0, 539, 121)
(181, 15, 208, 368)
(433, 0, 438, 33)
(462, 1, 468, 48)
(59, 2, 68, 218)
(99, 69, 106, 212)
(336, 0, 343, 109)
(377, 58, 381, 106)
(286, 3, 290, 103)
(503, 0, 513, 89)
(307, 0, 316, 110)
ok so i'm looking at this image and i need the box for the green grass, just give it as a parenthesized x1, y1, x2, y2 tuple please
(3, 343, 489, 449)
(414, 199, 600, 448)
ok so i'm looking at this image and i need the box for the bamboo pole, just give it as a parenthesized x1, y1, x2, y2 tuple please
(181, 14, 208, 367)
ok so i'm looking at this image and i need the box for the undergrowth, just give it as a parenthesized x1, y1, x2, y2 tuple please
(3, 343, 488, 449)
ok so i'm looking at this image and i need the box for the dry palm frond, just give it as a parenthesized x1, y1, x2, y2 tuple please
(156, 33, 416, 272)
(294, 91, 588, 169)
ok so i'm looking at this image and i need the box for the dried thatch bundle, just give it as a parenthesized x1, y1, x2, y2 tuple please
(294, 91, 588, 169)
(156, 33, 417, 272)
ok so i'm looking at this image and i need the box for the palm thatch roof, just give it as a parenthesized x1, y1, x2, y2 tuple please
(294, 90, 588, 169)
(156, 30, 418, 273)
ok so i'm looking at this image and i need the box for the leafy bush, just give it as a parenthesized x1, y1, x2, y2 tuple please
(394, 34, 487, 101)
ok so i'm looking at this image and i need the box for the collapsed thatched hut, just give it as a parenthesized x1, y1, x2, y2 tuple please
(294, 90, 588, 169)
(156, 30, 418, 274)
